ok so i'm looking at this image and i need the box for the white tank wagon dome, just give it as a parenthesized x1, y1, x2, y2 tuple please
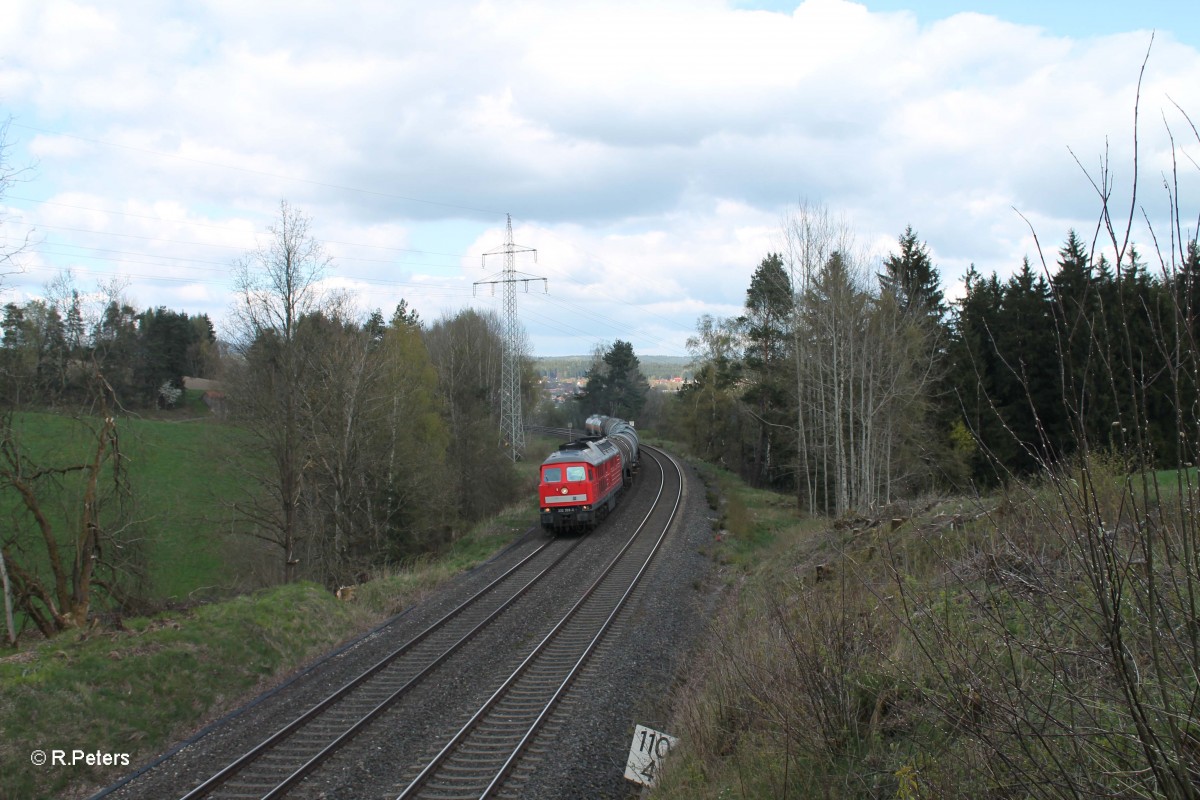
(584, 415, 640, 472)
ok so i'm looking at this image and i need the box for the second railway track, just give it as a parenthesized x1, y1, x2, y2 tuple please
(176, 534, 585, 800)
(394, 445, 684, 799)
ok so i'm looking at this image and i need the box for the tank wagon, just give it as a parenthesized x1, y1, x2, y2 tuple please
(538, 415, 640, 531)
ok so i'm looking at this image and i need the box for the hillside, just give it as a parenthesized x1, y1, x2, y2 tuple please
(650, 460, 1200, 798)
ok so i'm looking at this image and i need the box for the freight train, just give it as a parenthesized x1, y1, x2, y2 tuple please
(538, 415, 640, 531)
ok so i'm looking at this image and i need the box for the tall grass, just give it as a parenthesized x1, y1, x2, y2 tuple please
(0, 582, 368, 799)
(654, 462, 1200, 797)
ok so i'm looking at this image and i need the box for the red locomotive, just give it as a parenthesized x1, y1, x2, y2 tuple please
(538, 415, 639, 531)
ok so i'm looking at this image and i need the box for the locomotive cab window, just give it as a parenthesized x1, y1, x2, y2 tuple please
(542, 467, 562, 483)
(565, 466, 587, 482)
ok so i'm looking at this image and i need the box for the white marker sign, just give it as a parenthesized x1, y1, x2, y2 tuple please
(624, 724, 678, 787)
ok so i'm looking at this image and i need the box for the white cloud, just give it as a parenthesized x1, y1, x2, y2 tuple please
(1, 0, 1198, 356)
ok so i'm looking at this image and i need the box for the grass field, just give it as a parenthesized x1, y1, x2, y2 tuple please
(0, 420, 577, 797)
(2, 396, 252, 609)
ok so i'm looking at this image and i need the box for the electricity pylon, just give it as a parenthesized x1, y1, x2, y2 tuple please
(475, 214, 546, 461)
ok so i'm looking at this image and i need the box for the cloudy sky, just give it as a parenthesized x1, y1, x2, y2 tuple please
(1, 1, 1197, 358)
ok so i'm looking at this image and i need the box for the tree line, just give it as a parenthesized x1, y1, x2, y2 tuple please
(667, 205, 1200, 514)
(1, 283, 218, 409)
(220, 201, 537, 587)
(660, 97, 1200, 796)
(0, 199, 539, 637)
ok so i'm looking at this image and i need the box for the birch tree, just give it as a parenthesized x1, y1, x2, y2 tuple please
(294, 303, 449, 577)
(791, 247, 935, 514)
(780, 202, 852, 510)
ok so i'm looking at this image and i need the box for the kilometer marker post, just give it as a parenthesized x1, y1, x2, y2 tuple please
(624, 723, 678, 787)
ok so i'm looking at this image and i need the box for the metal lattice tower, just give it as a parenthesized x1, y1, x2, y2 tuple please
(475, 214, 545, 461)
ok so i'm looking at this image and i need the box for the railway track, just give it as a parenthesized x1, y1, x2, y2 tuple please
(175, 535, 583, 800)
(394, 445, 684, 799)
(117, 434, 683, 800)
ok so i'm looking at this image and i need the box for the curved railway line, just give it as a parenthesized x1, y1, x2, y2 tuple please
(149, 444, 684, 800)
(396, 446, 683, 799)
(176, 536, 583, 800)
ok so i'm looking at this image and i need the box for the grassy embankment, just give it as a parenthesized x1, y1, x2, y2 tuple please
(0, 406, 557, 799)
(652, 460, 1200, 799)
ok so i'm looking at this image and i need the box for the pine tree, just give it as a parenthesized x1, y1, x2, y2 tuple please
(579, 340, 649, 421)
(136, 307, 197, 406)
(740, 253, 794, 486)
(1171, 239, 1200, 466)
(1048, 230, 1117, 456)
(364, 309, 387, 348)
(950, 265, 1006, 482)
(880, 226, 953, 487)
(879, 226, 946, 325)
(390, 299, 421, 329)
(996, 259, 1059, 473)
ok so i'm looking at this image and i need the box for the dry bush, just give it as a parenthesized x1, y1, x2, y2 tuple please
(882, 455, 1200, 797)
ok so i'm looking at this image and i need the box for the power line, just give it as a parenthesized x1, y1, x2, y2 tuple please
(7, 234, 695, 356)
(2, 233, 472, 284)
(13, 238, 465, 274)
(474, 293, 690, 358)
(532, 294, 693, 354)
(11, 257, 480, 299)
(3, 129, 699, 357)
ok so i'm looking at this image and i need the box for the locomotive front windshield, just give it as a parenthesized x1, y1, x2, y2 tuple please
(565, 466, 587, 482)
(542, 467, 562, 483)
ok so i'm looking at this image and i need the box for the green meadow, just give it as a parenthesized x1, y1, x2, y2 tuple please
(0, 402, 553, 799)
(3, 397, 252, 607)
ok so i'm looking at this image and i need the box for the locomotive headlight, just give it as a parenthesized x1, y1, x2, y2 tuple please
(560, 487, 567, 494)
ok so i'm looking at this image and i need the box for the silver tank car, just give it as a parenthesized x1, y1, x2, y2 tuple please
(584, 415, 640, 487)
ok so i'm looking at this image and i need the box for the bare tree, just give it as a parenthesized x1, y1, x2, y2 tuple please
(780, 202, 850, 510)
(0, 549, 15, 646)
(292, 299, 449, 579)
(884, 59, 1200, 797)
(0, 377, 138, 638)
(779, 203, 939, 515)
(228, 200, 330, 583)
